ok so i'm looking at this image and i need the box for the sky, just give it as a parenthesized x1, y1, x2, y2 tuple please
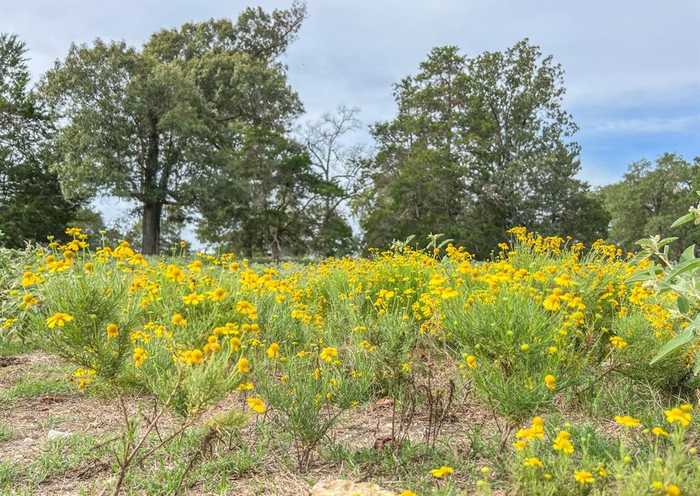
(3, 0, 700, 232)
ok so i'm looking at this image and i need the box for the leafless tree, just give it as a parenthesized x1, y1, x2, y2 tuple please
(300, 105, 368, 223)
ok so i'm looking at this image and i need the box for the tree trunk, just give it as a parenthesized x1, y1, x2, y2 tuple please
(270, 230, 282, 262)
(142, 116, 161, 256)
(142, 202, 162, 255)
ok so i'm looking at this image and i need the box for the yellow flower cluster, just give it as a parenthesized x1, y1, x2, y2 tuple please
(12, 224, 696, 494)
(665, 404, 693, 427)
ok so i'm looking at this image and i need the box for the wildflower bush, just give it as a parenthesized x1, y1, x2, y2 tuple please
(633, 196, 700, 374)
(6, 226, 700, 494)
(509, 409, 699, 495)
(0, 245, 37, 353)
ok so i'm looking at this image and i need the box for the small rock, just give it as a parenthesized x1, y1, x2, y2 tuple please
(311, 479, 395, 496)
(47, 429, 71, 440)
(374, 398, 394, 408)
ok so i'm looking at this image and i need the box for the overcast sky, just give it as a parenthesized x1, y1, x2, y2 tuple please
(3, 0, 700, 231)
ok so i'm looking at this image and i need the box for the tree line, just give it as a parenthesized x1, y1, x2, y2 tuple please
(1, 3, 697, 257)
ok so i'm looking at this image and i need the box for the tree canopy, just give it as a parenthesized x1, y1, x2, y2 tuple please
(358, 40, 609, 255)
(600, 153, 700, 255)
(195, 130, 323, 259)
(4, 15, 692, 259)
(41, 2, 307, 254)
(0, 34, 81, 248)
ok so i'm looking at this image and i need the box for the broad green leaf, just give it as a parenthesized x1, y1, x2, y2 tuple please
(663, 259, 700, 283)
(671, 212, 694, 228)
(650, 326, 696, 365)
(680, 244, 696, 263)
(678, 296, 690, 314)
(626, 270, 657, 284)
(437, 238, 454, 249)
(657, 236, 679, 248)
(635, 238, 654, 249)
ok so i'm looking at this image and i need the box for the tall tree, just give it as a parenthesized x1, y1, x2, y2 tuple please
(0, 34, 80, 248)
(600, 154, 700, 254)
(358, 46, 470, 249)
(195, 129, 326, 259)
(359, 40, 608, 255)
(301, 106, 365, 256)
(41, 3, 306, 254)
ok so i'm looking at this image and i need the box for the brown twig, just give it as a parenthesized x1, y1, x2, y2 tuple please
(111, 372, 183, 496)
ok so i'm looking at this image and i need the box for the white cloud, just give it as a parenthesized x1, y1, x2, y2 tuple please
(10, 0, 698, 122)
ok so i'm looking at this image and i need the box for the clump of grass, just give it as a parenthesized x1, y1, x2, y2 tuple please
(0, 376, 73, 403)
(0, 423, 12, 442)
(0, 461, 19, 491)
(0, 434, 105, 493)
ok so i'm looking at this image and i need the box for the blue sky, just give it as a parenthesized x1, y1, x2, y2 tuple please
(3, 0, 700, 228)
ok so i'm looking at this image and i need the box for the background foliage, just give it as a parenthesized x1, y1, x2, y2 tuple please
(0, 3, 697, 259)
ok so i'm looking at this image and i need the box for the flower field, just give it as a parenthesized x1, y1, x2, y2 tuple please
(1, 228, 699, 495)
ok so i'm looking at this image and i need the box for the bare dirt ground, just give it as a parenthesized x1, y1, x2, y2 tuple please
(1, 352, 505, 495)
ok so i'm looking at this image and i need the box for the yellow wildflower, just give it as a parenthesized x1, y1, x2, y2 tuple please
(609, 335, 628, 349)
(181, 349, 204, 365)
(183, 292, 205, 305)
(21, 293, 38, 309)
(73, 368, 96, 390)
(209, 287, 227, 302)
(246, 396, 267, 414)
(46, 312, 74, 329)
(665, 483, 682, 496)
(665, 406, 692, 427)
(544, 374, 556, 391)
(236, 356, 251, 374)
(320, 346, 338, 363)
(465, 354, 477, 369)
(523, 457, 544, 468)
(106, 323, 119, 338)
(543, 290, 562, 311)
(651, 426, 669, 437)
(553, 431, 574, 455)
(203, 335, 221, 354)
(614, 415, 641, 428)
(171, 313, 187, 327)
(574, 470, 594, 485)
(430, 466, 454, 478)
(133, 347, 148, 368)
(22, 271, 40, 287)
(266, 342, 280, 359)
